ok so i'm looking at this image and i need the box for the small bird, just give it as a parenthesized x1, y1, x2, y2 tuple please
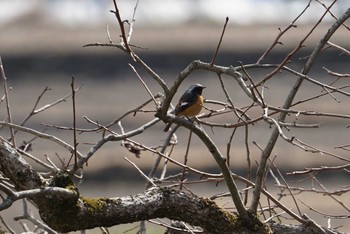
(163, 84, 205, 132)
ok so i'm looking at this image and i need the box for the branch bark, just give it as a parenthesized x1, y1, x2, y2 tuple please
(0, 137, 345, 233)
(0, 137, 254, 233)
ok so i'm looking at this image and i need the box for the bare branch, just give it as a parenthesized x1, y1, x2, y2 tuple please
(67, 76, 78, 170)
(0, 56, 16, 147)
(288, 163, 350, 176)
(0, 122, 82, 159)
(18, 85, 80, 129)
(128, 63, 159, 106)
(0, 186, 74, 211)
(83, 42, 168, 93)
(323, 66, 350, 78)
(257, 0, 311, 63)
(210, 17, 229, 66)
(256, 0, 339, 86)
(76, 117, 160, 171)
(124, 157, 157, 187)
(250, 4, 350, 214)
(111, 0, 132, 54)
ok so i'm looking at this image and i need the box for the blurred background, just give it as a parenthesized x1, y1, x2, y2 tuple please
(1, 0, 350, 233)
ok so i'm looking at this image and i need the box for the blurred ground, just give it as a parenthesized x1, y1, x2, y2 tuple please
(1, 21, 350, 55)
(1, 0, 350, 233)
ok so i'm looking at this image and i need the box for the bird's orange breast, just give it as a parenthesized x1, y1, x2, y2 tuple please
(177, 95, 203, 117)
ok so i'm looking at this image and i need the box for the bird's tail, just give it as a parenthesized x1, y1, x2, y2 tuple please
(163, 122, 172, 132)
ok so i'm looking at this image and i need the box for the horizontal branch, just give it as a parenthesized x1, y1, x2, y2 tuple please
(0, 186, 73, 211)
(0, 137, 343, 233)
(287, 163, 350, 175)
(77, 117, 160, 170)
(41, 187, 240, 233)
(36, 185, 348, 234)
(158, 60, 250, 119)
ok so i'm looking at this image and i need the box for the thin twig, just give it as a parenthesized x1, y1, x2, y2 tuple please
(0, 121, 82, 158)
(238, 61, 266, 107)
(288, 163, 350, 175)
(323, 66, 350, 78)
(244, 124, 251, 206)
(256, 0, 338, 86)
(111, 0, 132, 54)
(217, 73, 248, 122)
(124, 157, 156, 187)
(257, 0, 311, 64)
(210, 17, 229, 66)
(0, 56, 15, 147)
(312, 176, 350, 212)
(127, 0, 140, 43)
(83, 43, 168, 93)
(270, 160, 302, 216)
(158, 126, 179, 181)
(18, 149, 55, 171)
(19, 85, 81, 134)
(19, 86, 51, 127)
(128, 63, 158, 106)
(106, 23, 112, 43)
(180, 130, 192, 190)
(76, 118, 160, 171)
(68, 76, 78, 170)
(327, 41, 350, 55)
(0, 215, 16, 234)
(316, 0, 350, 31)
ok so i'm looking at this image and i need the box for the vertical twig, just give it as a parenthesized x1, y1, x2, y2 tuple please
(243, 124, 251, 205)
(238, 61, 266, 108)
(217, 73, 247, 122)
(106, 24, 112, 43)
(210, 17, 229, 66)
(71, 76, 78, 169)
(0, 57, 16, 148)
(159, 144, 176, 180)
(127, 0, 140, 43)
(67, 76, 78, 171)
(111, 0, 132, 54)
(179, 130, 193, 190)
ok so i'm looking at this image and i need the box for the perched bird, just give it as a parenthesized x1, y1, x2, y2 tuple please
(163, 84, 205, 132)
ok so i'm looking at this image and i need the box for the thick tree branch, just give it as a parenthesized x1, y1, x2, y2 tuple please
(0, 134, 344, 233)
(0, 138, 265, 233)
(0, 137, 47, 190)
(42, 187, 241, 233)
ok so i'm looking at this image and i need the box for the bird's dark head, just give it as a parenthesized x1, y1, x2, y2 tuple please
(189, 84, 205, 95)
